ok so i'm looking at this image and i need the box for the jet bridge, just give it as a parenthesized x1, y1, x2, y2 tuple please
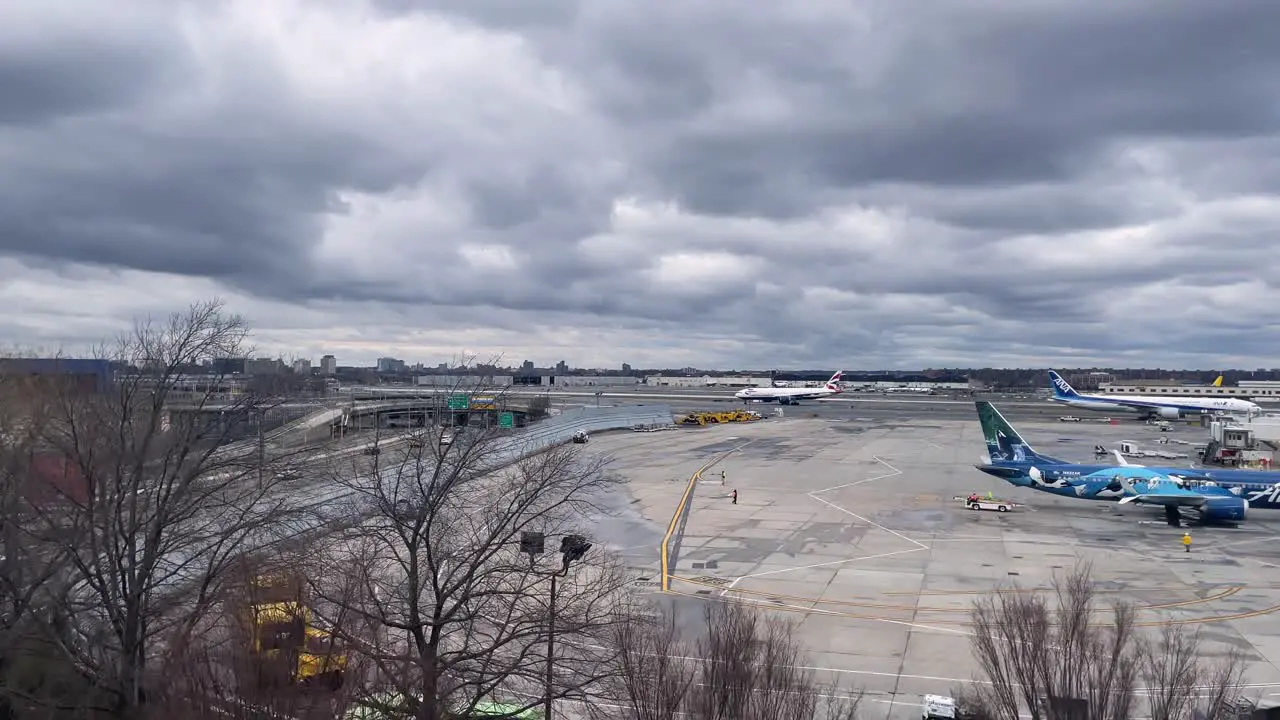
(1205, 419, 1280, 466)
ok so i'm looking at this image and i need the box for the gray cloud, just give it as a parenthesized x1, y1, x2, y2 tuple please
(2, 0, 1280, 369)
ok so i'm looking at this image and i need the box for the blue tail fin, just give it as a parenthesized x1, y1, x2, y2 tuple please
(1048, 370, 1079, 400)
(976, 401, 1066, 465)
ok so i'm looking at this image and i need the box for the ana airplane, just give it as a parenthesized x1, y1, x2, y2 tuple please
(1047, 371, 1259, 420)
(973, 401, 1280, 526)
(735, 371, 843, 405)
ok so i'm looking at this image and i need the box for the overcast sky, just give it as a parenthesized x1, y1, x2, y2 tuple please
(3, 0, 1280, 370)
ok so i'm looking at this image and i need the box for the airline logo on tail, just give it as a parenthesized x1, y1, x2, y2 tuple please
(1050, 372, 1076, 397)
(825, 371, 844, 392)
(975, 401, 1066, 466)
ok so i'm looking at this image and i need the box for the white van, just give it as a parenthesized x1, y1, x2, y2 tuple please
(922, 694, 956, 719)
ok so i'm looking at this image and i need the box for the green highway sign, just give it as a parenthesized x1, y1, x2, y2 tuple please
(447, 394, 469, 410)
(498, 412, 514, 429)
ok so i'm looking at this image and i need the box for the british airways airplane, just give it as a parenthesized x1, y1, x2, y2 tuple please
(973, 401, 1280, 526)
(1047, 371, 1259, 420)
(735, 371, 843, 405)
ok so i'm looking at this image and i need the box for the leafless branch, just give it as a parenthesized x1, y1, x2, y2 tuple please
(0, 300, 321, 717)
(963, 562, 1246, 720)
(302, 370, 632, 720)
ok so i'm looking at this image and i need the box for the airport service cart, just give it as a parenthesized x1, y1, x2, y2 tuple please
(922, 694, 957, 719)
(964, 498, 1016, 512)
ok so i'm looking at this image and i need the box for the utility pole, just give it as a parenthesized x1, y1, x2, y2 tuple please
(520, 532, 591, 720)
(256, 406, 266, 489)
(545, 571, 557, 720)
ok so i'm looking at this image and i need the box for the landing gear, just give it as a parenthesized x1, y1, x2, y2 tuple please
(1164, 506, 1181, 527)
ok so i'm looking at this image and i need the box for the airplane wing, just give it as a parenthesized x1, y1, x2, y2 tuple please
(1111, 468, 1218, 508)
(1119, 493, 1207, 508)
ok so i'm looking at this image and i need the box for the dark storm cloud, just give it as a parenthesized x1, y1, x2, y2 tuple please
(574, 0, 1280, 218)
(3, 0, 1280, 368)
(0, 8, 189, 125)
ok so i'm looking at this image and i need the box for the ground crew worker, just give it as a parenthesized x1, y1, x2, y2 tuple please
(967, 493, 979, 504)
(731, 489, 738, 505)
(720, 470, 726, 485)
(1183, 532, 1192, 553)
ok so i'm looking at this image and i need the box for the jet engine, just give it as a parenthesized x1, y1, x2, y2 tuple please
(1201, 496, 1247, 523)
(1155, 407, 1181, 420)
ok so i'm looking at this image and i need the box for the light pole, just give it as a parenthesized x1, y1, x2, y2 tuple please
(520, 531, 592, 720)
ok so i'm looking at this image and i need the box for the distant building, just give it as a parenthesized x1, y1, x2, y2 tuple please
(555, 360, 568, 373)
(293, 359, 312, 374)
(245, 358, 285, 375)
(644, 375, 770, 388)
(320, 355, 337, 375)
(377, 357, 406, 373)
(212, 357, 247, 375)
(522, 360, 535, 371)
(552, 375, 640, 387)
(414, 374, 514, 388)
(0, 357, 113, 394)
(622, 363, 632, 373)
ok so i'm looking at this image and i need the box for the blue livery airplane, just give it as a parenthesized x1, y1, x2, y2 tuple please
(973, 401, 1280, 526)
(1046, 371, 1259, 420)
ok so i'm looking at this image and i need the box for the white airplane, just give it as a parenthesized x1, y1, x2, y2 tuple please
(1048, 371, 1260, 420)
(735, 371, 843, 405)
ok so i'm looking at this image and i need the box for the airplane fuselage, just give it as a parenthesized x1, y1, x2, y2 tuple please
(977, 461, 1280, 510)
(737, 371, 843, 404)
(1048, 392, 1258, 419)
(734, 388, 834, 404)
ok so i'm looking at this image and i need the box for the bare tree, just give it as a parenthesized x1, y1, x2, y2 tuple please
(687, 601, 861, 720)
(0, 363, 94, 718)
(605, 607, 694, 720)
(961, 563, 1246, 720)
(1141, 625, 1245, 720)
(607, 600, 862, 720)
(303, 371, 632, 720)
(149, 557, 367, 720)
(5, 300, 312, 717)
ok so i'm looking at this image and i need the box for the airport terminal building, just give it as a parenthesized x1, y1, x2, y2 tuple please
(1101, 379, 1280, 400)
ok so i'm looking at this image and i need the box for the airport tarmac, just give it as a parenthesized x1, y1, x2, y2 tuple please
(567, 393, 1077, 422)
(587, 413, 1280, 719)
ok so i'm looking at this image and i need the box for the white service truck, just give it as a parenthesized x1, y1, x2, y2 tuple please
(922, 694, 957, 719)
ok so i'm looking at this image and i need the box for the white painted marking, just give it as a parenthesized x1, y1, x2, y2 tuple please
(810, 456, 904, 494)
(809, 495, 927, 549)
(737, 547, 927, 579)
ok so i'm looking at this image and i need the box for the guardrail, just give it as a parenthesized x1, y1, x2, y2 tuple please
(493, 405, 675, 462)
(249, 404, 678, 550)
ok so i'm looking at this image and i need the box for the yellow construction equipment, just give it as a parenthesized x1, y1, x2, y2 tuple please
(242, 573, 347, 690)
(677, 410, 762, 426)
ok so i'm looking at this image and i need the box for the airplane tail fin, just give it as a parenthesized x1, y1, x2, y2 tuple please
(1048, 370, 1079, 399)
(1213, 375, 1223, 387)
(976, 401, 1066, 465)
(825, 370, 843, 393)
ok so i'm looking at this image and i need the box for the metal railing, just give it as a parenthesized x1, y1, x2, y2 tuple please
(253, 404, 678, 548)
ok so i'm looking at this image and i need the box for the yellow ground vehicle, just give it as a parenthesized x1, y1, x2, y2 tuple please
(243, 574, 347, 690)
(677, 410, 762, 425)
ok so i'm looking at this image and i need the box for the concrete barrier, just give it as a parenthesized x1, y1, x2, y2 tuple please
(264, 404, 677, 546)
(494, 405, 675, 463)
